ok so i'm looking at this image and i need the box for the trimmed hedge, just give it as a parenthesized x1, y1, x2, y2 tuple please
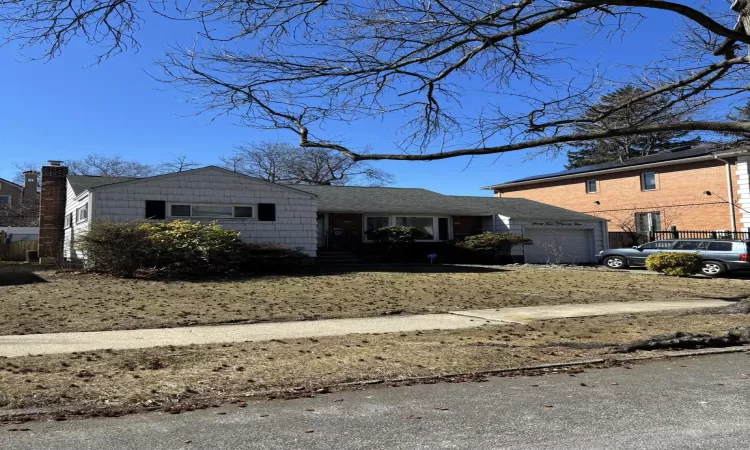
(77, 220, 305, 278)
(645, 252, 702, 276)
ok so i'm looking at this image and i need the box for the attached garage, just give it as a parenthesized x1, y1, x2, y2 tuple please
(522, 228, 596, 264)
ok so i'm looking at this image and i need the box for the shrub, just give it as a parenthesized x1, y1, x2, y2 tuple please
(365, 226, 426, 242)
(76, 221, 153, 278)
(138, 221, 245, 275)
(457, 232, 532, 251)
(455, 232, 532, 264)
(645, 252, 702, 276)
(78, 220, 304, 277)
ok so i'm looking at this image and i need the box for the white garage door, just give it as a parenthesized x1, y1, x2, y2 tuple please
(523, 228, 594, 264)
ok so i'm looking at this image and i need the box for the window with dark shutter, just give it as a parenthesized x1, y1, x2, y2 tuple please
(145, 200, 166, 219)
(258, 203, 276, 221)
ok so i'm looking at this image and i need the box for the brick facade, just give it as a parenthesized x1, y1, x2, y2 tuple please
(38, 164, 69, 263)
(494, 159, 743, 232)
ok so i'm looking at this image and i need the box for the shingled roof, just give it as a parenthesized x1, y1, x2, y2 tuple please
(289, 185, 601, 221)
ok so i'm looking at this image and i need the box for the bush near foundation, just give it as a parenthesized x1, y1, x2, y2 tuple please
(77, 220, 305, 277)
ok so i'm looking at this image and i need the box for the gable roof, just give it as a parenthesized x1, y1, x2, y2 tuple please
(288, 185, 602, 221)
(66, 167, 315, 197)
(67, 175, 137, 195)
(483, 143, 742, 190)
(0, 177, 23, 190)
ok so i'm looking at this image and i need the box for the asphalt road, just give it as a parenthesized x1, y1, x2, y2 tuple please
(2, 353, 749, 450)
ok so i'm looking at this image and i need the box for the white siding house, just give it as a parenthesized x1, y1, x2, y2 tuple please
(63, 167, 318, 258)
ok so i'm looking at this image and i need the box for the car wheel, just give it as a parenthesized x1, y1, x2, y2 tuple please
(604, 256, 628, 269)
(701, 261, 725, 277)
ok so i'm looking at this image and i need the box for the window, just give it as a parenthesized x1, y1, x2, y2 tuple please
(65, 213, 73, 228)
(76, 204, 88, 223)
(395, 217, 434, 240)
(170, 205, 191, 217)
(635, 212, 661, 232)
(234, 206, 253, 218)
(673, 241, 701, 250)
(585, 179, 597, 193)
(641, 172, 656, 191)
(640, 241, 674, 250)
(366, 216, 389, 233)
(191, 205, 233, 218)
(707, 242, 733, 251)
(0, 195, 10, 205)
(169, 204, 255, 218)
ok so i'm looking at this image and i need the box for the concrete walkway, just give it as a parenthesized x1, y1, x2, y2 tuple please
(0, 300, 731, 357)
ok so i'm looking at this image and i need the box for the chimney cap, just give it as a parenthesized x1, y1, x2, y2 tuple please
(47, 160, 63, 166)
(23, 170, 39, 175)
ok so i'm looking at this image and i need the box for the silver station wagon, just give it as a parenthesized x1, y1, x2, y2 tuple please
(597, 240, 750, 277)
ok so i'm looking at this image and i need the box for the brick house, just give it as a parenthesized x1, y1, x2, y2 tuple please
(484, 144, 750, 234)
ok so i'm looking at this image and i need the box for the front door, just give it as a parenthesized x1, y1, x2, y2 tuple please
(317, 214, 326, 248)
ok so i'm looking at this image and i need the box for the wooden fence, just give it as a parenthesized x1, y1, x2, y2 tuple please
(0, 240, 38, 261)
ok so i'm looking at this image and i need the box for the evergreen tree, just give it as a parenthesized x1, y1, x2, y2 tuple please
(566, 86, 699, 169)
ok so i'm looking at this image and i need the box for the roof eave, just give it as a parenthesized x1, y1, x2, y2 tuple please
(482, 154, 724, 190)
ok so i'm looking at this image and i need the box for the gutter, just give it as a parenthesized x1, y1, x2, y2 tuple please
(714, 155, 737, 232)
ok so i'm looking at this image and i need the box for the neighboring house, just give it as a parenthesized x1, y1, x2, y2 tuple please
(291, 185, 608, 264)
(35, 163, 317, 263)
(0, 171, 39, 226)
(484, 144, 750, 233)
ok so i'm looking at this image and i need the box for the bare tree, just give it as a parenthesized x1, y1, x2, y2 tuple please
(221, 142, 393, 185)
(0, 197, 39, 227)
(158, 154, 200, 173)
(6, 2, 750, 162)
(10, 161, 39, 185)
(66, 153, 155, 177)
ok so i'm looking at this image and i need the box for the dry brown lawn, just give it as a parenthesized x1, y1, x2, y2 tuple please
(0, 311, 746, 415)
(1, 263, 749, 335)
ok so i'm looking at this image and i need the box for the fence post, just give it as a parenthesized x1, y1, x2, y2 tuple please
(648, 230, 655, 242)
(670, 226, 678, 239)
(711, 231, 717, 239)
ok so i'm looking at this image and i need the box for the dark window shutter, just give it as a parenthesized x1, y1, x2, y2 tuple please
(258, 203, 276, 221)
(438, 218, 449, 240)
(145, 200, 166, 220)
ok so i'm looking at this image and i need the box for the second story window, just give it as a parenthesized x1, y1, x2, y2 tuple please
(585, 179, 597, 193)
(641, 172, 656, 191)
(636, 212, 661, 232)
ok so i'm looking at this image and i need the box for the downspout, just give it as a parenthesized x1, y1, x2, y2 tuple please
(714, 156, 737, 232)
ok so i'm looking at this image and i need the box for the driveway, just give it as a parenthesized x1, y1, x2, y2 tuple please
(2, 352, 748, 449)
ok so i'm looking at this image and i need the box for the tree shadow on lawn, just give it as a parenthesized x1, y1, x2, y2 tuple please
(313, 264, 507, 276)
(0, 268, 48, 286)
(170, 263, 507, 283)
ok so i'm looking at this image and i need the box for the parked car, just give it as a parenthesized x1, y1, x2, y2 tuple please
(597, 239, 750, 276)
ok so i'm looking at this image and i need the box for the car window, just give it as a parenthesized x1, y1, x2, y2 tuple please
(640, 241, 674, 249)
(673, 241, 701, 250)
(707, 242, 733, 251)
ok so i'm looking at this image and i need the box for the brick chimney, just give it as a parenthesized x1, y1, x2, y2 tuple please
(38, 162, 69, 264)
(22, 170, 39, 199)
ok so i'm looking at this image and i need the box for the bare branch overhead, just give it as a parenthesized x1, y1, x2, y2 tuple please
(3, 1, 750, 161)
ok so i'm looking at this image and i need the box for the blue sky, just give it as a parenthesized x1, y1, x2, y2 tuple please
(0, 7, 720, 195)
